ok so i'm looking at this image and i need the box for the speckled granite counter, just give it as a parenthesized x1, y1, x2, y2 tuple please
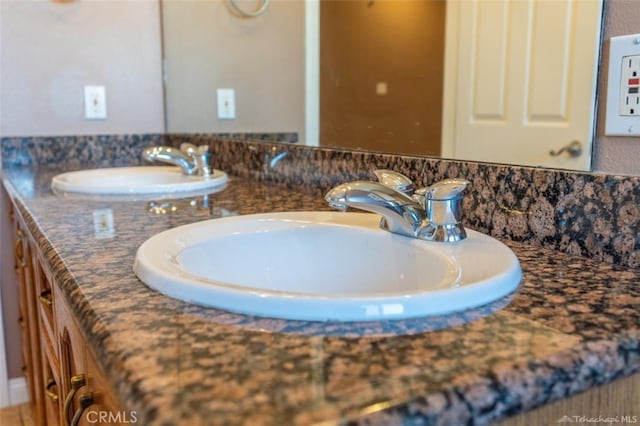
(2, 164, 639, 425)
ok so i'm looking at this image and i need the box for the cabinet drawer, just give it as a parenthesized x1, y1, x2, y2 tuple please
(41, 348, 62, 426)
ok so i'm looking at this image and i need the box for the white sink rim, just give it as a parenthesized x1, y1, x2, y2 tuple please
(51, 166, 228, 196)
(134, 212, 522, 322)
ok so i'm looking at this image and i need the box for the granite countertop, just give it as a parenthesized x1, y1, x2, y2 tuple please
(2, 165, 639, 425)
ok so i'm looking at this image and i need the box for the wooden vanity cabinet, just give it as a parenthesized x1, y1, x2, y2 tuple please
(11, 202, 46, 426)
(6, 192, 124, 425)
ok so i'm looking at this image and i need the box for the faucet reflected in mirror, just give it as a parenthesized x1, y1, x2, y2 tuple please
(143, 143, 212, 177)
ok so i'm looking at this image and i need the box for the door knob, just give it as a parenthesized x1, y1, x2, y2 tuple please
(549, 140, 583, 158)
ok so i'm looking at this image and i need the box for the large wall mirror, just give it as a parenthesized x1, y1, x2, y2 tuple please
(161, 0, 605, 171)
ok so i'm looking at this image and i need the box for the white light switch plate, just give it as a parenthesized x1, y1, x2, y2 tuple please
(605, 34, 640, 136)
(84, 85, 107, 120)
(216, 88, 235, 120)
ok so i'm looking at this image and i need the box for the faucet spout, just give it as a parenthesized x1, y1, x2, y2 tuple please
(324, 181, 425, 237)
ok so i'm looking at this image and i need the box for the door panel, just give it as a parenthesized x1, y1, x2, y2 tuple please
(443, 0, 603, 170)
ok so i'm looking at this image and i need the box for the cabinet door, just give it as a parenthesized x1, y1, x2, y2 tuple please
(84, 351, 128, 426)
(14, 218, 46, 426)
(56, 290, 90, 426)
(41, 345, 62, 426)
(13, 224, 35, 401)
(34, 250, 61, 426)
(55, 290, 124, 426)
(35, 250, 58, 363)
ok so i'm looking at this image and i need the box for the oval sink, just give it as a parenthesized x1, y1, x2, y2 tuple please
(51, 166, 228, 196)
(134, 212, 522, 321)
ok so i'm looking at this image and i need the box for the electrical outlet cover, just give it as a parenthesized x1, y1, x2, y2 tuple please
(619, 55, 639, 116)
(605, 34, 640, 136)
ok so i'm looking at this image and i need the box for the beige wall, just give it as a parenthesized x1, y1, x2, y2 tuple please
(593, 0, 640, 175)
(0, 0, 165, 382)
(0, 0, 165, 137)
(162, 0, 305, 136)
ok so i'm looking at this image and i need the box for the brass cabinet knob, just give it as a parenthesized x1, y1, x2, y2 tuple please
(39, 289, 53, 307)
(45, 378, 59, 402)
(14, 230, 26, 268)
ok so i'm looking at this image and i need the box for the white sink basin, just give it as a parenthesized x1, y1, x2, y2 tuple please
(134, 212, 522, 321)
(51, 166, 228, 196)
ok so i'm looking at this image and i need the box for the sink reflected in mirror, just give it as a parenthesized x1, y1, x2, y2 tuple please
(134, 211, 522, 322)
(51, 166, 228, 198)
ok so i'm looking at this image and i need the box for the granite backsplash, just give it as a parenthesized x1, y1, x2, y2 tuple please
(2, 133, 639, 269)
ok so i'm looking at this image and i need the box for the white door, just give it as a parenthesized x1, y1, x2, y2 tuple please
(441, 0, 603, 171)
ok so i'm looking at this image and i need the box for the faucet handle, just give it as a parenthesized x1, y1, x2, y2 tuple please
(373, 169, 415, 195)
(418, 178, 470, 242)
(179, 143, 212, 177)
(180, 143, 209, 156)
(196, 144, 210, 154)
(423, 178, 469, 200)
(180, 143, 197, 156)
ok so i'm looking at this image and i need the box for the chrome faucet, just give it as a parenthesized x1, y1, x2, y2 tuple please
(325, 170, 469, 242)
(142, 143, 212, 177)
